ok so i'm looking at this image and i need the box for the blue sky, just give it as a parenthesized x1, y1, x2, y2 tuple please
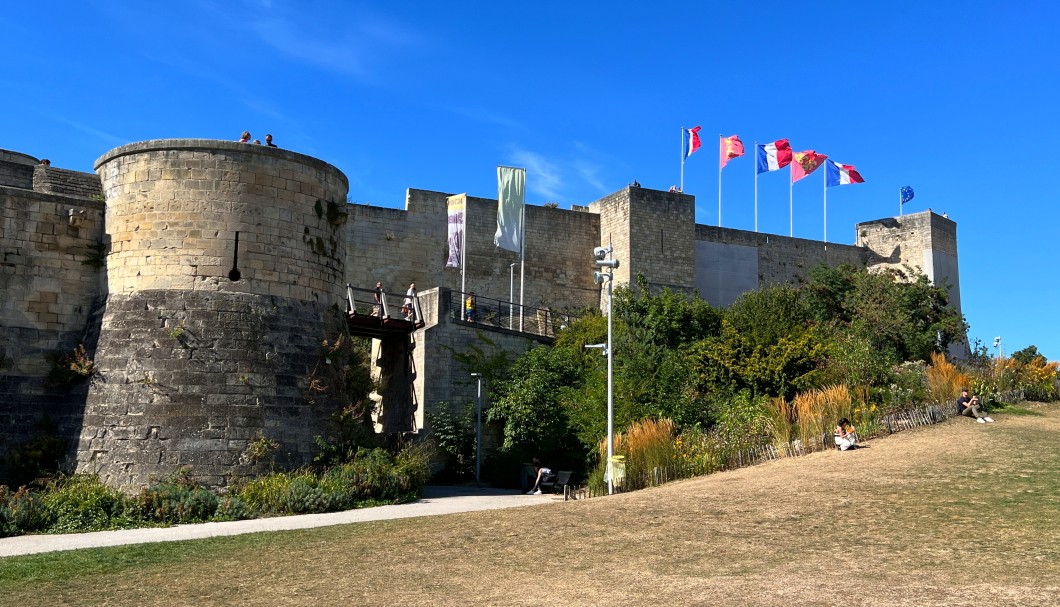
(4, 1, 1057, 360)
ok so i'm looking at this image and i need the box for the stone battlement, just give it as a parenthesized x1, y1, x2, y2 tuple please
(0, 140, 963, 488)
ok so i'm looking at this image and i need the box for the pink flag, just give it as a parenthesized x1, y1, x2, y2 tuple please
(719, 135, 745, 169)
(790, 150, 828, 183)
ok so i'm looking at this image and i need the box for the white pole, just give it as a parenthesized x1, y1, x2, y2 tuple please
(789, 171, 794, 238)
(717, 134, 722, 227)
(823, 167, 828, 244)
(753, 141, 759, 233)
(472, 373, 482, 485)
(509, 263, 515, 330)
(518, 202, 525, 333)
(460, 196, 467, 296)
(606, 263, 614, 496)
(680, 127, 685, 193)
(898, 188, 903, 217)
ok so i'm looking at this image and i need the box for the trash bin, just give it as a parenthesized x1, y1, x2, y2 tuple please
(607, 455, 626, 490)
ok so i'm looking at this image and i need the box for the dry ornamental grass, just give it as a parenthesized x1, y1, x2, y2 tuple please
(2, 402, 1058, 606)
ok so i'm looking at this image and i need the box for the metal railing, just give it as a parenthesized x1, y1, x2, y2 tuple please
(449, 290, 575, 339)
(346, 284, 423, 325)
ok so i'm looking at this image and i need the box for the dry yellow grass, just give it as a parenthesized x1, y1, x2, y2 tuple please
(3, 403, 1059, 606)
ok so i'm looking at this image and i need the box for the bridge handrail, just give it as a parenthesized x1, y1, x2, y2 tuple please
(450, 289, 579, 338)
(347, 284, 422, 324)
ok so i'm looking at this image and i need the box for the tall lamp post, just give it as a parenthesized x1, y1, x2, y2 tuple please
(470, 372, 483, 485)
(592, 245, 619, 494)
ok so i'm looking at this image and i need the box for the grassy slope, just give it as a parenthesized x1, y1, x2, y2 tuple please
(1, 402, 1058, 607)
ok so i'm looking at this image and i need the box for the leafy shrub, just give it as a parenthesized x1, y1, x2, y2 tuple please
(425, 402, 476, 481)
(0, 486, 49, 537)
(40, 475, 137, 533)
(136, 468, 219, 524)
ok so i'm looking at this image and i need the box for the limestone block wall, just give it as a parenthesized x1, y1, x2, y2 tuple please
(0, 149, 38, 189)
(95, 139, 348, 302)
(0, 183, 105, 459)
(346, 188, 600, 314)
(411, 288, 545, 435)
(32, 165, 104, 199)
(77, 139, 351, 488)
(856, 210, 963, 315)
(693, 225, 869, 306)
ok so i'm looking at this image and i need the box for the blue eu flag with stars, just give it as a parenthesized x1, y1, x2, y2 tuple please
(900, 186, 914, 204)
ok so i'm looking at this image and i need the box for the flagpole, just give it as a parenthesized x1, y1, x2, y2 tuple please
(823, 167, 828, 243)
(753, 141, 758, 233)
(461, 196, 467, 296)
(680, 127, 685, 193)
(717, 134, 723, 227)
(789, 169, 794, 237)
(518, 202, 525, 333)
(898, 188, 902, 217)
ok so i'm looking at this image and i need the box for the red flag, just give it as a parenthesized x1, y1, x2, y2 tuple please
(719, 135, 745, 169)
(790, 150, 828, 183)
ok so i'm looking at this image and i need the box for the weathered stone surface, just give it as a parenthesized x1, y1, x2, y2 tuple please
(1, 140, 965, 487)
(77, 290, 347, 488)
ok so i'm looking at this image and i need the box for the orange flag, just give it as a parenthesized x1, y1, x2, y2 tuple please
(790, 150, 828, 183)
(719, 135, 745, 169)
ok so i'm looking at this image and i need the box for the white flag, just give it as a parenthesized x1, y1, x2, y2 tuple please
(494, 166, 525, 253)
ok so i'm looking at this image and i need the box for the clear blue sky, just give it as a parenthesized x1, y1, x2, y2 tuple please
(4, 2, 1057, 360)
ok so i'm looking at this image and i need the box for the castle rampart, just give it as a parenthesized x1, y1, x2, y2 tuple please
(1, 148, 106, 460)
(346, 188, 601, 313)
(75, 140, 352, 488)
(1, 139, 964, 489)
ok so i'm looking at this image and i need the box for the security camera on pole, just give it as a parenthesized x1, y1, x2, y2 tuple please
(593, 244, 619, 495)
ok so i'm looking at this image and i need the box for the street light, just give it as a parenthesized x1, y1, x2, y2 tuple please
(993, 336, 1002, 360)
(592, 244, 619, 495)
(470, 372, 483, 485)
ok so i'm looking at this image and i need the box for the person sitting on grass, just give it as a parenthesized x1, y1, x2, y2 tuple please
(956, 388, 994, 423)
(526, 458, 552, 495)
(834, 417, 858, 451)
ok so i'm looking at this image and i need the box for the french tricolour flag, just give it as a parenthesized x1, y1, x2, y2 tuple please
(825, 160, 865, 187)
(685, 126, 702, 158)
(756, 139, 792, 174)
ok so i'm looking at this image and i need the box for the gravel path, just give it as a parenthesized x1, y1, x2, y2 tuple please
(0, 485, 555, 557)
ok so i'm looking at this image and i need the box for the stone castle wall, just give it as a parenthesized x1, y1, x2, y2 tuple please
(76, 140, 351, 487)
(0, 150, 39, 190)
(0, 161, 106, 459)
(1, 139, 965, 488)
(347, 188, 601, 313)
(693, 225, 870, 307)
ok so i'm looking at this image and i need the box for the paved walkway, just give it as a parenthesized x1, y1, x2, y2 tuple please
(0, 486, 558, 557)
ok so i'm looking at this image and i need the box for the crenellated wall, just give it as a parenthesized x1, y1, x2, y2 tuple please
(0, 139, 966, 488)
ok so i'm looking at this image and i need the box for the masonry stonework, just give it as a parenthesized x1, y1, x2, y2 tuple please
(0, 140, 965, 488)
(74, 140, 350, 487)
(0, 158, 105, 457)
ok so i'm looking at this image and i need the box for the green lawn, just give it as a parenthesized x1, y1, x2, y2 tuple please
(2, 403, 1059, 607)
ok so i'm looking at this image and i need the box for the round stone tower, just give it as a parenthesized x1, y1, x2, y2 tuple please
(77, 139, 350, 488)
